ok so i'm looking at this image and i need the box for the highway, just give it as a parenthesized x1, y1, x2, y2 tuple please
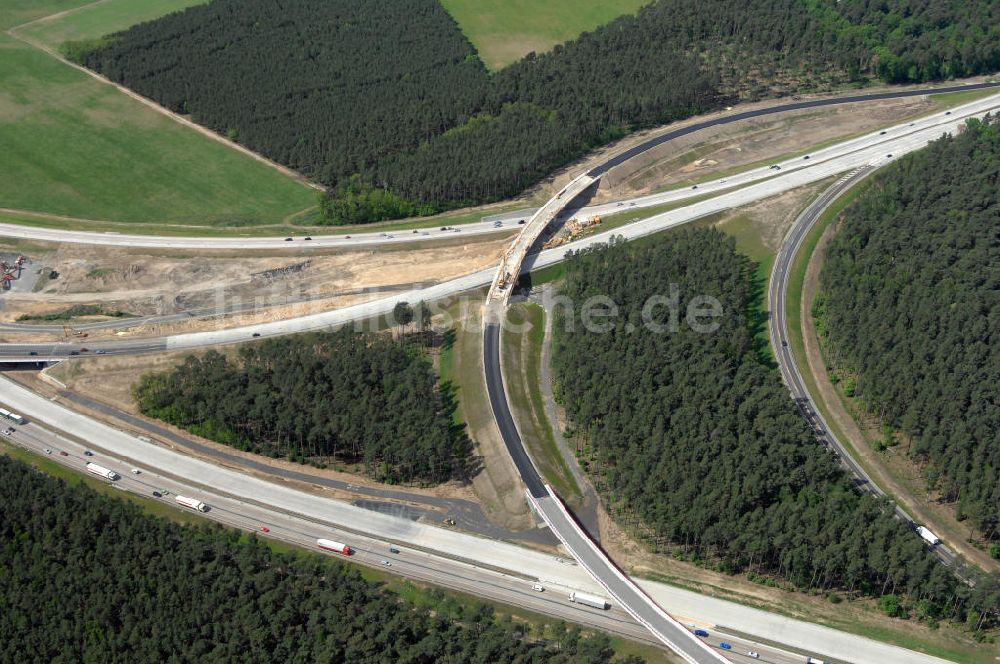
(4, 89, 1000, 361)
(1, 80, 994, 663)
(767, 169, 960, 569)
(2, 373, 956, 664)
(0, 82, 997, 253)
(481, 140, 727, 664)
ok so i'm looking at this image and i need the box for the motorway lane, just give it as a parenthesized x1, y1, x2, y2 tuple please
(1, 83, 997, 253)
(0, 422, 655, 648)
(766, 169, 959, 569)
(588, 82, 1000, 176)
(483, 322, 548, 498)
(0, 376, 956, 664)
(4, 90, 1000, 362)
(1, 397, 811, 664)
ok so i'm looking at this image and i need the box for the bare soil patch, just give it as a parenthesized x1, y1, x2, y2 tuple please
(0, 237, 508, 338)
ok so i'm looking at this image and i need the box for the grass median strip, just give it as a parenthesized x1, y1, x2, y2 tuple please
(502, 303, 580, 499)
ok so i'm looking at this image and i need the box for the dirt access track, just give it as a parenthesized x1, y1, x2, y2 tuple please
(0, 237, 508, 341)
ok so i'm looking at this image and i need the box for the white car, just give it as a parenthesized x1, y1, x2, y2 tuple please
(748, 652, 759, 659)
(380, 559, 391, 567)
(131, 469, 141, 475)
(531, 583, 544, 592)
(43, 448, 52, 455)
(1, 428, 12, 436)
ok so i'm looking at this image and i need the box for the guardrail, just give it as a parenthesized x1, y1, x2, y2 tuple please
(526, 487, 727, 664)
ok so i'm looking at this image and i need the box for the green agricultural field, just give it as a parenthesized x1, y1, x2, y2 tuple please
(440, 0, 649, 69)
(0, 0, 316, 227)
(18, 0, 207, 48)
(1, 0, 90, 30)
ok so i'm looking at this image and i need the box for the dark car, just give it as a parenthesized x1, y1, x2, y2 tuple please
(59, 451, 68, 456)
(84, 450, 94, 456)
(252, 332, 261, 338)
(803, 155, 810, 160)
(69, 351, 80, 356)
(304, 236, 312, 241)
(694, 629, 709, 637)
(284, 237, 293, 241)
(719, 642, 732, 651)
(28, 351, 37, 356)
(152, 491, 162, 498)
(691, 185, 698, 189)
(880, 130, 887, 135)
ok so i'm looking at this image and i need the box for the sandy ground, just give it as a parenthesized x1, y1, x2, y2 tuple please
(0, 237, 508, 339)
(527, 76, 1000, 205)
(800, 222, 999, 573)
(602, 96, 932, 200)
(716, 182, 829, 254)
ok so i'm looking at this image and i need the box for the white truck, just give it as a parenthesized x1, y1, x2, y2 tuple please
(175, 495, 208, 512)
(85, 462, 119, 481)
(317, 538, 353, 556)
(568, 591, 609, 610)
(916, 526, 941, 546)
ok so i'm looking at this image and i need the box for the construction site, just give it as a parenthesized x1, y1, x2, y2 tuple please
(0, 237, 509, 342)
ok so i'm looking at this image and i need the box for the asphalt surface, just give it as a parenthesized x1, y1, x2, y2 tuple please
(1, 82, 997, 254)
(5, 89, 1000, 363)
(482, 322, 548, 499)
(588, 81, 1000, 176)
(58, 389, 557, 546)
(0, 377, 954, 664)
(767, 169, 959, 569)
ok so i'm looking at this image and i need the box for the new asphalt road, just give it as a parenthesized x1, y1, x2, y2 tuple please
(0, 374, 954, 664)
(1, 82, 998, 252)
(4, 89, 1000, 362)
(767, 168, 960, 569)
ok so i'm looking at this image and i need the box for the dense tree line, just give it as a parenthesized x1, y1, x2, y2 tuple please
(0, 456, 639, 663)
(133, 330, 466, 485)
(818, 116, 1000, 542)
(552, 229, 998, 628)
(77, 0, 1000, 224)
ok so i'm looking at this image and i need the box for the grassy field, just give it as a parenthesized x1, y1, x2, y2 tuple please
(1, 0, 90, 29)
(440, 0, 649, 70)
(0, 0, 316, 226)
(18, 0, 206, 47)
(502, 303, 580, 499)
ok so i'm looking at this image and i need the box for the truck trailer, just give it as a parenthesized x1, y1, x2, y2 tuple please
(317, 539, 352, 555)
(568, 591, 609, 610)
(916, 526, 941, 546)
(175, 495, 208, 512)
(85, 462, 119, 481)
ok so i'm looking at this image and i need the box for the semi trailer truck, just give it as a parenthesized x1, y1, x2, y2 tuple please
(568, 591, 609, 610)
(175, 495, 209, 512)
(916, 526, 941, 545)
(85, 462, 119, 481)
(317, 539, 352, 555)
